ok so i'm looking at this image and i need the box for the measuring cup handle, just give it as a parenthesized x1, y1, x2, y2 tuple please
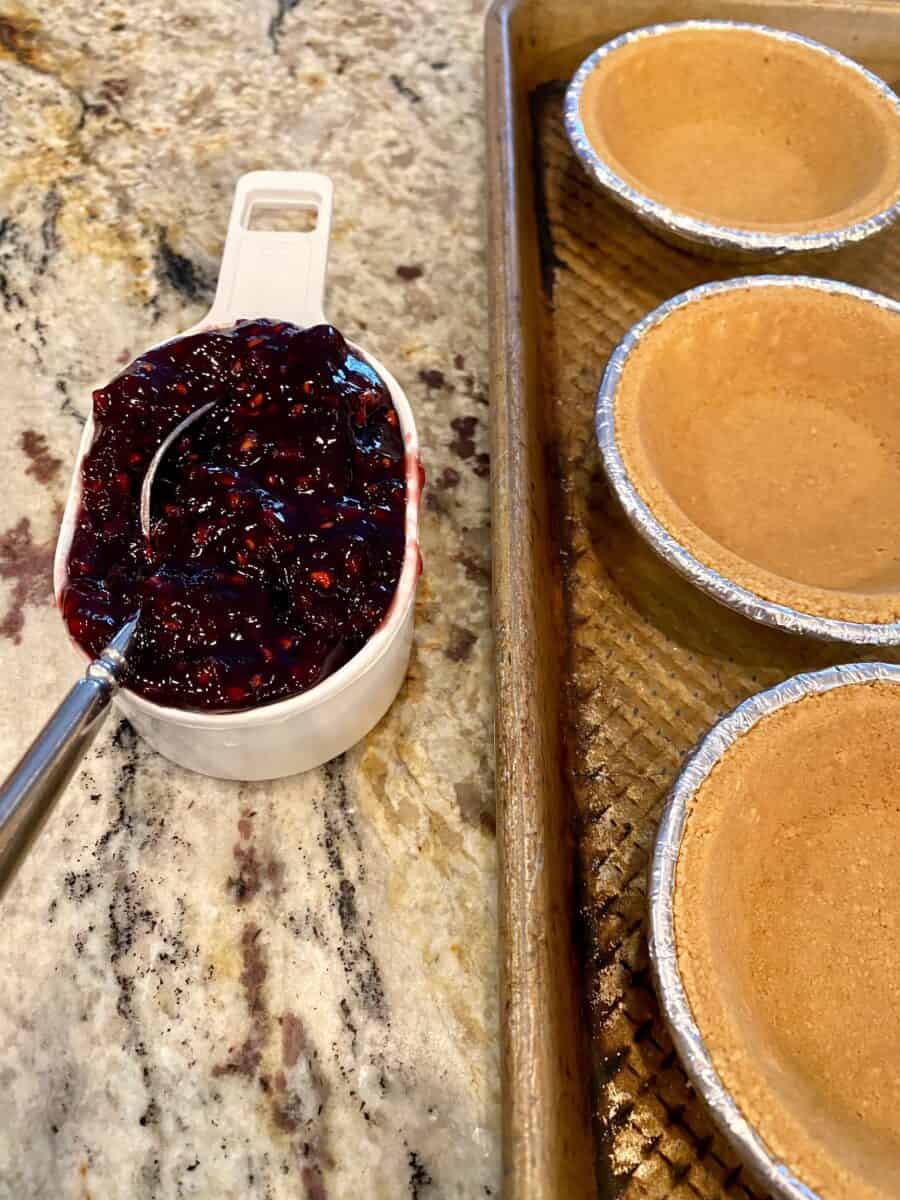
(207, 171, 333, 329)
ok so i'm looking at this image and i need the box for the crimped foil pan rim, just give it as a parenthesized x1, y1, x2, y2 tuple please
(648, 661, 900, 1200)
(595, 274, 900, 646)
(564, 20, 900, 258)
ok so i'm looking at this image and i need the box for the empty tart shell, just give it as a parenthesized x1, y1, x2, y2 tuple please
(596, 277, 900, 641)
(651, 665, 900, 1200)
(566, 22, 900, 256)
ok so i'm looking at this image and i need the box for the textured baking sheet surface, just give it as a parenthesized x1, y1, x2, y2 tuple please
(532, 80, 900, 1197)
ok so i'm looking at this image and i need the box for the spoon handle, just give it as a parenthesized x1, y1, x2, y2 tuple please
(0, 616, 137, 900)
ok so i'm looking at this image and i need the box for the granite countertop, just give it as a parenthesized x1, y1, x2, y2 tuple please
(0, 2, 497, 1196)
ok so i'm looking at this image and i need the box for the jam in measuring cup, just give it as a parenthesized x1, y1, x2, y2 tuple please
(63, 319, 407, 710)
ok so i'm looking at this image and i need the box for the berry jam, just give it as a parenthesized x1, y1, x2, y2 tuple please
(63, 320, 407, 711)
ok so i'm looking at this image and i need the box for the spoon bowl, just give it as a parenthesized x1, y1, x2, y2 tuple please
(138, 401, 215, 538)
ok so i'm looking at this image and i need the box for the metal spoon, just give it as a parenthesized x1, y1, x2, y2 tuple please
(0, 401, 214, 899)
(138, 401, 214, 538)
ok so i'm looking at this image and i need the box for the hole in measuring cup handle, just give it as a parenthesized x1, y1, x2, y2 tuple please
(246, 202, 318, 233)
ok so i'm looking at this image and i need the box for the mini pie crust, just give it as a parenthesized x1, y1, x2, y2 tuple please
(675, 681, 900, 1200)
(613, 284, 900, 623)
(579, 26, 900, 233)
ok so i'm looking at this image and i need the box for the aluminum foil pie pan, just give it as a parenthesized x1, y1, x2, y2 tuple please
(595, 274, 900, 646)
(565, 21, 900, 261)
(648, 660, 900, 1200)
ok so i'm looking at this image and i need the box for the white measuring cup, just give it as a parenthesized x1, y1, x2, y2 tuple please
(54, 171, 421, 780)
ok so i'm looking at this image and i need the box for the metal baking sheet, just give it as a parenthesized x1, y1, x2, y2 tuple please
(485, 2, 900, 1196)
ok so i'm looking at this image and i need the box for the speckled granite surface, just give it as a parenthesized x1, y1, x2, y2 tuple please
(0, 2, 496, 1196)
